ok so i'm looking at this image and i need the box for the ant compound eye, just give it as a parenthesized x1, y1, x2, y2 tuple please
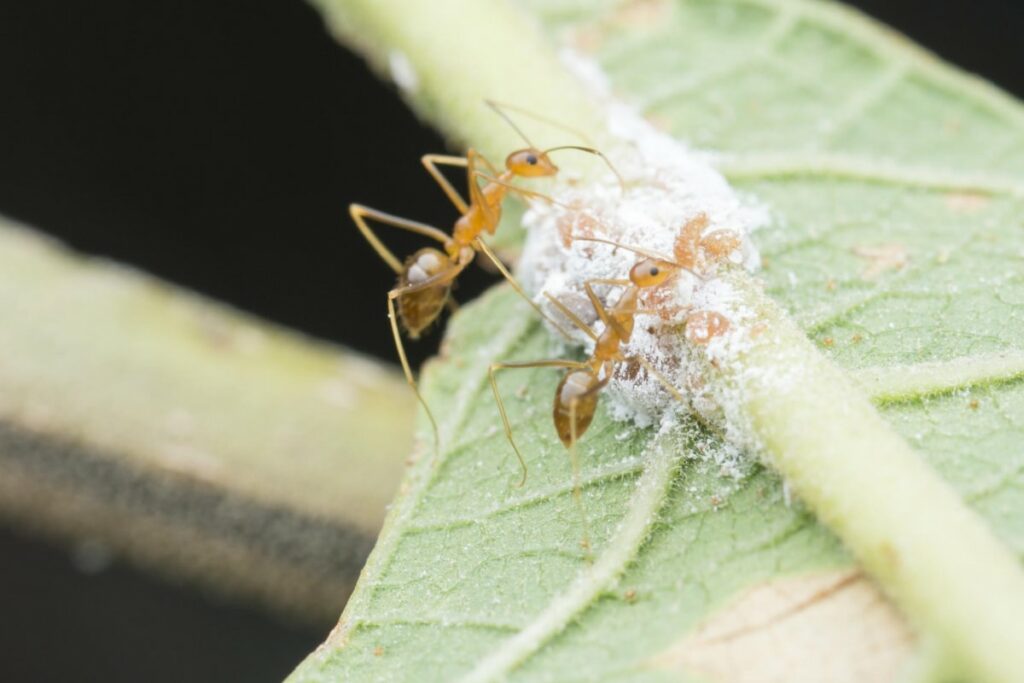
(649, 267, 659, 276)
(526, 154, 538, 165)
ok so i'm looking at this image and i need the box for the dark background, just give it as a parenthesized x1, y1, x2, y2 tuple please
(0, 1, 1020, 681)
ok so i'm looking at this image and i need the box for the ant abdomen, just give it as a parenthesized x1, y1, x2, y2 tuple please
(398, 247, 453, 339)
(553, 370, 604, 448)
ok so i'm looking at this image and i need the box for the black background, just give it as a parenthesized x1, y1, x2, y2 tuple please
(0, 1, 1020, 681)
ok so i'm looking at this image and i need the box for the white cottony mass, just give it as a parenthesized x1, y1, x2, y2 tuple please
(516, 51, 768, 473)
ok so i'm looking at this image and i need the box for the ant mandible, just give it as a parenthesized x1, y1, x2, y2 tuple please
(349, 101, 623, 449)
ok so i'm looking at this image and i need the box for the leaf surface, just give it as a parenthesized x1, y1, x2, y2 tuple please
(293, 0, 1024, 680)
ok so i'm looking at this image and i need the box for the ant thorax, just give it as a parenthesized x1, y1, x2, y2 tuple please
(518, 100, 767, 457)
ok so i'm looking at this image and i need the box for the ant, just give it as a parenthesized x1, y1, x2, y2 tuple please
(349, 100, 623, 449)
(488, 215, 740, 549)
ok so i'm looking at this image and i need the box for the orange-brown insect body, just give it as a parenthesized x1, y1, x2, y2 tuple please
(397, 149, 557, 344)
(553, 370, 602, 446)
(451, 149, 557, 250)
(397, 248, 454, 339)
(351, 100, 619, 458)
(490, 216, 739, 552)
(553, 286, 641, 446)
(542, 217, 744, 449)
(357, 146, 562, 350)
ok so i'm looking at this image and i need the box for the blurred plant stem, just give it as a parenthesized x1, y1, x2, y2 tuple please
(0, 216, 413, 625)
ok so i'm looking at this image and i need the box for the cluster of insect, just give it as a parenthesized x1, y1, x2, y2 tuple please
(350, 102, 740, 547)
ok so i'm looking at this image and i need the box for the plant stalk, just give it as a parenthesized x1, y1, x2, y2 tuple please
(0, 216, 414, 624)
(711, 271, 1024, 682)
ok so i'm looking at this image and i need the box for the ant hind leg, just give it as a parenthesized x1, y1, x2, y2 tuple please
(387, 289, 443, 455)
(488, 359, 588, 487)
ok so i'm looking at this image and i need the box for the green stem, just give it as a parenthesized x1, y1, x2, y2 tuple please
(713, 271, 1024, 682)
(310, 0, 606, 160)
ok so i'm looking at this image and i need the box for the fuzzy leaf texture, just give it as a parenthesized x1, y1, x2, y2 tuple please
(293, 0, 1024, 681)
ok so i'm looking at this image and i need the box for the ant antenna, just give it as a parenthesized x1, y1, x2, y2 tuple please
(575, 235, 705, 280)
(484, 100, 627, 192)
(577, 236, 712, 282)
(484, 99, 595, 145)
(485, 99, 536, 149)
(574, 235, 671, 262)
(544, 145, 626, 192)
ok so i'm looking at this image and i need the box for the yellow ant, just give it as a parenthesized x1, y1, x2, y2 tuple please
(488, 215, 740, 549)
(349, 100, 622, 450)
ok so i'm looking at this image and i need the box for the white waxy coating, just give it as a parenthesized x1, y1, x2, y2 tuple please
(517, 53, 768, 474)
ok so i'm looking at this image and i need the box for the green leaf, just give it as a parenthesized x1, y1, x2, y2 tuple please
(293, 0, 1024, 680)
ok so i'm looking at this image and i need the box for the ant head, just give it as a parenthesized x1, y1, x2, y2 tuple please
(629, 258, 676, 287)
(506, 148, 558, 178)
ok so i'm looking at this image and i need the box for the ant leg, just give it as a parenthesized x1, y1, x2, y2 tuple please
(542, 292, 599, 343)
(583, 280, 631, 340)
(629, 355, 688, 406)
(466, 149, 501, 229)
(388, 291, 440, 455)
(470, 168, 625, 237)
(385, 263, 469, 455)
(420, 152, 500, 215)
(470, 172, 566, 209)
(472, 150, 501, 176)
(471, 171, 627, 235)
(568, 395, 593, 557)
(474, 238, 573, 342)
(628, 354, 720, 434)
(421, 154, 470, 214)
(391, 256, 470, 298)
(586, 278, 632, 287)
(350, 204, 451, 274)
(488, 359, 588, 486)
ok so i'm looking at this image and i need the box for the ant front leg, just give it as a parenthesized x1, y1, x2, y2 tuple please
(542, 292, 599, 344)
(421, 154, 470, 214)
(421, 152, 501, 216)
(471, 171, 564, 209)
(466, 149, 503, 229)
(474, 239, 574, 342)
